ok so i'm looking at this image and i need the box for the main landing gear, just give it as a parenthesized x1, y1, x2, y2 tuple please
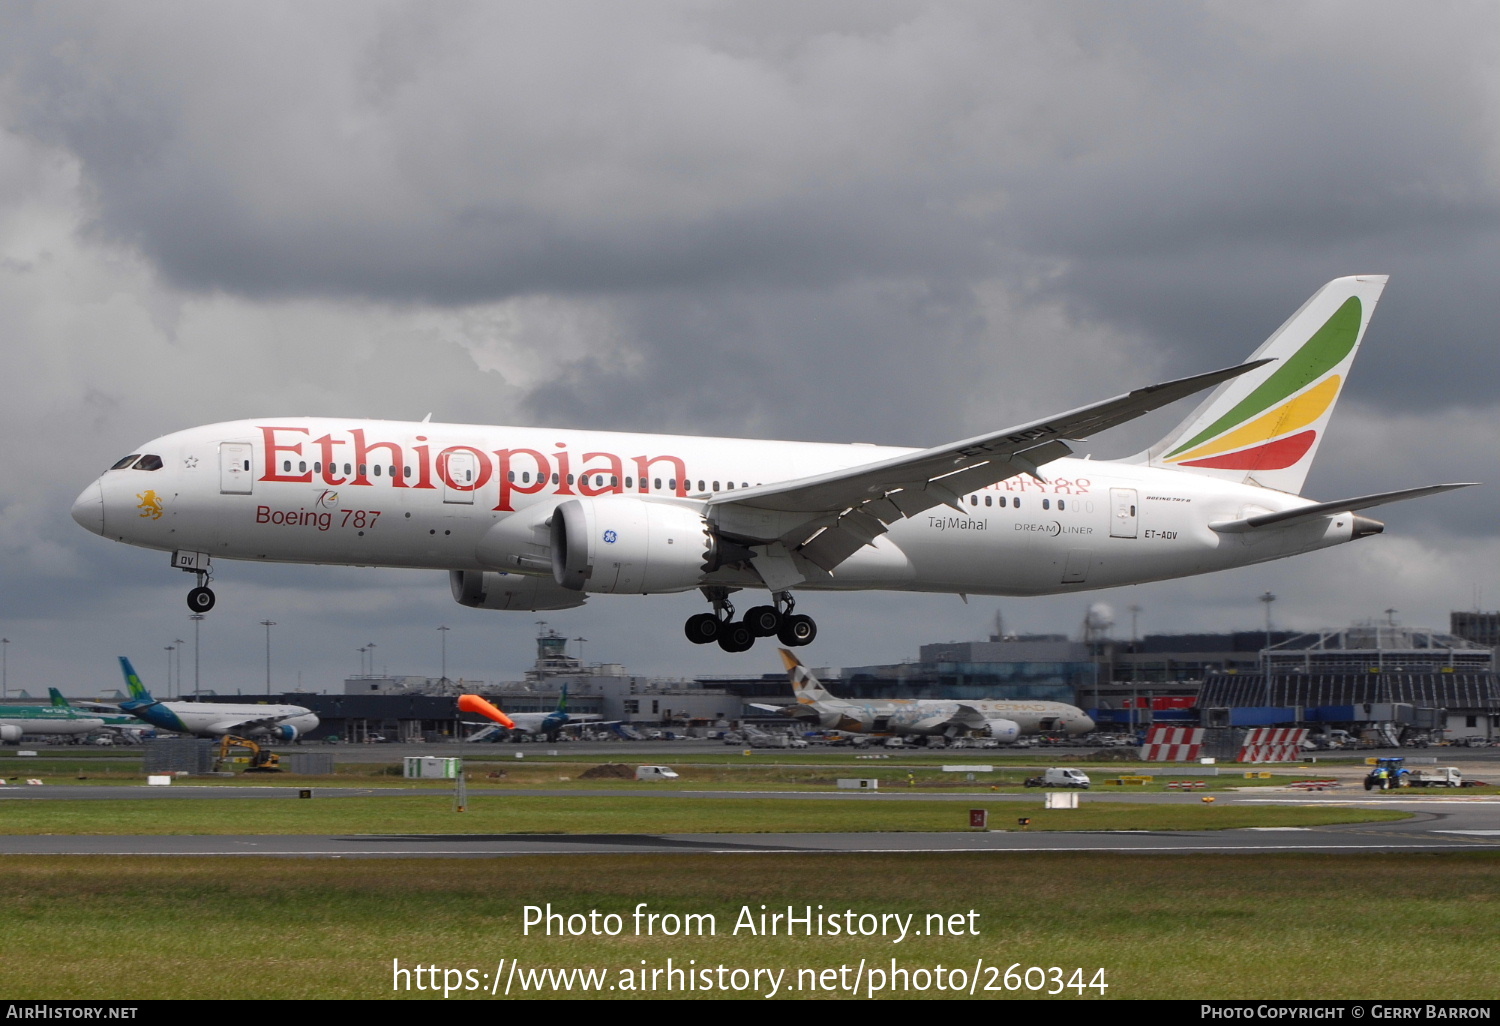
(172, 550, 216, 613)
(684, 588, 817, 653)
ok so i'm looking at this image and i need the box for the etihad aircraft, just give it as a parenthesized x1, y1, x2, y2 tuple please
(758, 649, 1094, 743)
(458, 687, 604, 742)
(115, 658, 318, 740)
(71, 277, 1473, 653)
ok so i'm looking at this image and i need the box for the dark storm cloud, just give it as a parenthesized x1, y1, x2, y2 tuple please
(2, 2, 1012, 305)
(1000, 3, 1500, 409)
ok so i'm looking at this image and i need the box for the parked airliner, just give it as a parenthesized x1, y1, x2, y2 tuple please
(115, 658, 318, 740)
(72, 277, 1472, 653)
(458, 687, 604, 741)
(758, 649, 1094, 742)
(0, 691, 112, 741)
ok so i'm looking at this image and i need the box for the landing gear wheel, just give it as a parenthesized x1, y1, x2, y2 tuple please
(717, 622, 755, 653)
(187, 586, 216, 613)
(684, 612, 721, 645)
(744, 605, 781, 637)
(777, 614, 816, 647)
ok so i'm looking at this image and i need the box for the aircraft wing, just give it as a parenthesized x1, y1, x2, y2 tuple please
(205, 714, 301, 735)
(708, 361, 1268, 578)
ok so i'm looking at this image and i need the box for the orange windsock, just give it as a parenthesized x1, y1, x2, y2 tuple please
(458, 694, 515, 729)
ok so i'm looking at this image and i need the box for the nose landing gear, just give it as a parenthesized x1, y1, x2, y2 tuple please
(172, 550, 216, 613)
(683, 589, 816, 653)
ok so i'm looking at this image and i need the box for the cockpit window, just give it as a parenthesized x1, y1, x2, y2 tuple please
(134, 454, 164, 471)
(110, 455, 141, 470)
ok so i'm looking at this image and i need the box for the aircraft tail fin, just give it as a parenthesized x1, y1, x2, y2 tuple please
(49, 688, 70, 709)
(779, 649, 834, 702)
(117, 657, 156, 707)
(1140, 275, 1388, 495)
(556, 684, 569, 715)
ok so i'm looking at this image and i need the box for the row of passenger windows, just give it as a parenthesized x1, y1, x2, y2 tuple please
(109, 454, 163, 471)
(279, 459, 755, 493)
(287, 460, 406, 478)
(966, 494, 1067, 510)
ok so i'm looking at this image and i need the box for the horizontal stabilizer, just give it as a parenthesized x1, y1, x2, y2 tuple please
(1210, 483, 1477, 534)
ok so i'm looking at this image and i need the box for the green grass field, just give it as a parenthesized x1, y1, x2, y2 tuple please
(0, 792, 1411, 835)
(3, 852, 1497, 1000)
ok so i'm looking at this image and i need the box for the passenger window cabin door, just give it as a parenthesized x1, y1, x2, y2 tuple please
(220, 442, 253, 495)
(1109, 487, 1138, 538)
(443, 451, 478, 504)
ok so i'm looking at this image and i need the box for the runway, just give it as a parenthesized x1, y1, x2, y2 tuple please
(4, 781, 1500, 857)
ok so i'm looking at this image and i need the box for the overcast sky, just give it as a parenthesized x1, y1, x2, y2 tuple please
(0, 1, 1495, 698)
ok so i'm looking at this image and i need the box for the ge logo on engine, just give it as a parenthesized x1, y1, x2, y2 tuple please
(602, 530, 618, 543)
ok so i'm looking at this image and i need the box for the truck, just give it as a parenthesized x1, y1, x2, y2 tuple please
(1406, 766, 1463, 788)
(1024, 767, 1091, 789)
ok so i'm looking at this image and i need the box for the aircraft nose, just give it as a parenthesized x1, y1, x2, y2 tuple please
(71, 480, 105, 536)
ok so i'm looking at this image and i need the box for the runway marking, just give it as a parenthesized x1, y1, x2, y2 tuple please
(1239, 797, 1500, 805)
(1434, 830, 1500, 836)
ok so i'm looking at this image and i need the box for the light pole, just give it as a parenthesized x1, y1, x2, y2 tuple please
(366, 642, 377, 677)
(1259, 591, 1276, 706)
(574, 636, 587, 669)
(190, 614, 205, 695)
(358, 646, 367, 676)
(260, 620, 277, 695)
(173, 640, 186, 699)
(165, 645, 175, 697)
(437, 625, 450, 687)
(2, 638, 9, 699)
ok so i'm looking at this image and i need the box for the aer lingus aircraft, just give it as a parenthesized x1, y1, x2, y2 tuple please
(457, 686, 606, 742)
(758, 649, 1094, 742)
(0, 691, 112, 741)
(115, 657, 318, 740)
(71, 276, 1473, 653)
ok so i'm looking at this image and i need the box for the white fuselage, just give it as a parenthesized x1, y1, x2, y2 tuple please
(141, 701, 320, 739)
(0, 708, 108, 736)
(808, 697, 1093, 737)
(72, 418, 1361, 600)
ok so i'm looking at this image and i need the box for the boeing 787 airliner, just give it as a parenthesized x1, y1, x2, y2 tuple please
(72, 276, 1473, 652)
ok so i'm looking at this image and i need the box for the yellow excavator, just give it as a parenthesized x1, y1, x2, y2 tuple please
(215, 735, 283, 773)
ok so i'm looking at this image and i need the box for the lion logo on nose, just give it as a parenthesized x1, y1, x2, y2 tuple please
(136, 491, 164, 520)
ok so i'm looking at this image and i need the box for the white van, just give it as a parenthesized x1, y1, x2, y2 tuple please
(634, 765, 680, 781)
(1024, 767, 1091, 789)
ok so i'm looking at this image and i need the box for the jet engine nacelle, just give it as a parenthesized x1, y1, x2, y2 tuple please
(450, 570, 588, 611)
(551, 496, 715, 594)
(0, 724, 21, 743)
(983, 718, 1021, 743)
(266, 724, 300, 743)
